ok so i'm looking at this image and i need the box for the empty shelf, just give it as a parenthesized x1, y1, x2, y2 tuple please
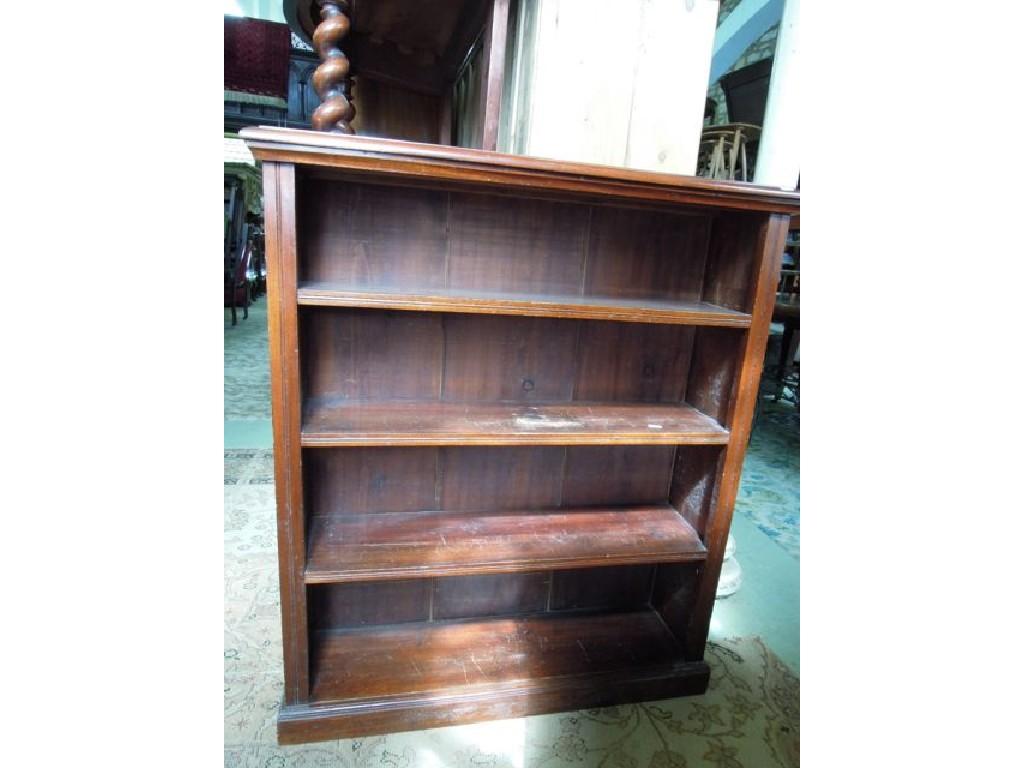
(305, 504, 706, 583)
(310, 609, 688, 703)
(301, 401, 730, 446)
(297, 284, 752, 327)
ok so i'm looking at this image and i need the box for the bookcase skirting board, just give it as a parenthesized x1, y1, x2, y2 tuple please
(241, 125, 799, 744)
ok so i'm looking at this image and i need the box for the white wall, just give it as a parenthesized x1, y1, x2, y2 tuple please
(502, 0, 720, 174)
(753, 0, 799, 189)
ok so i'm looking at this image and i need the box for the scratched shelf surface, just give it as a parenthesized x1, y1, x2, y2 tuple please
(304, 504, 706, 583)
(300, 400, 730, 446)
(309, 609, 687, 703)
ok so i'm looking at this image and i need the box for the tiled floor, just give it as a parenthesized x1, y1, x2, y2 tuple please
(223, 299, 800, 671)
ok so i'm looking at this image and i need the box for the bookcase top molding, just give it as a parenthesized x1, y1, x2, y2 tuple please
(240, 127, 800, 214)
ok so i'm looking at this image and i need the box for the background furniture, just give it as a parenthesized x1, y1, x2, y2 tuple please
(697, 123, 761, 182)
(224, 162, 262, 243)
(282, 0, 511, 147)
(242, 126, 798, 744)
(772, 217, 800, 404)
(225, 161, 263, 324)
(704, 97, 717, 124)
(225, 225, 252, 326)
(706, 58, 775, 179)
(224, 15, 292, 108)
(719, 57, 774, 127)
(249, 223, 267, 300)
(224, 27, 322, 132)
(754, 214, 800, 419)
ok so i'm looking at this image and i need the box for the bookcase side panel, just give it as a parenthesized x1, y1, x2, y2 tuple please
(264, 161, 311, 702)
(682, 212, 789, 658)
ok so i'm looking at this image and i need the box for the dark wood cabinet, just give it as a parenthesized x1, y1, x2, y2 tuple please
(241, 126, 798, 744)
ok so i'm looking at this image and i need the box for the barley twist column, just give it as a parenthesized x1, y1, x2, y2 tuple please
(311, 0, 356, 133)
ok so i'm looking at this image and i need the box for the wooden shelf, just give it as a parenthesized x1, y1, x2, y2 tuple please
(297, 284, 752, 327)
(301, 401, 730, 446)
(305, 504, 706, 583)
(309, 610, 688, 704)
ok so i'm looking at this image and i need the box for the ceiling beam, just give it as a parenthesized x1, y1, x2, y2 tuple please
(709, 0, 783, 83)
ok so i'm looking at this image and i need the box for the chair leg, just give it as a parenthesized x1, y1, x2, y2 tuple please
(775, 319, 796, 399)
(749, 383, 762, 444)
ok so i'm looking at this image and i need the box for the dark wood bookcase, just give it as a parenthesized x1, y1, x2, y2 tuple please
(241, 126, 799, 744)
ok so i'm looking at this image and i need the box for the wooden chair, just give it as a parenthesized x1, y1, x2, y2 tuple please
(241, 213, 267, 299)
(224, 177, 246, 264)
(251, 232, 267, 299)
(751, 217, 799, 433)
(225, 224, 252, 326)
(771, 222, 800, 404)
(703, 97, 716, 126)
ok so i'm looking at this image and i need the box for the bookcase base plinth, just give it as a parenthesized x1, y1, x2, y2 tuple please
(278, 662, 711, 744)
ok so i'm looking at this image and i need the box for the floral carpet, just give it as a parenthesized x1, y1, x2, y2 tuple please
(736, 401, 799, 560)
(225, 452, 799, 767)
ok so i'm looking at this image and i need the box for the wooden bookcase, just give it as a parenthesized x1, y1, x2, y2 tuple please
(241, 126, 799, 744)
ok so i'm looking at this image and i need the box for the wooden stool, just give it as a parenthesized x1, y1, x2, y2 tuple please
(697, 123, 761, 182)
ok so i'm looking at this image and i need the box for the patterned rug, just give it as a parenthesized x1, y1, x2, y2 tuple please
(225, 452, 799, 767)
(737, 400, 799, 559)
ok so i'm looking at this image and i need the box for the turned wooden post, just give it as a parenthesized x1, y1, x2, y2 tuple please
(312, 0, 356, 133)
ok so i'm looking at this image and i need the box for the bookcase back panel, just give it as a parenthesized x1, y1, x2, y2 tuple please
(310, 579, 431, 629)
(305, 446, 439, 517)
(551, 565, 656, 611)
(297, 177, 719, 304)
(574, 322, 695, 402)
(700, 213, 765, 313)
(310, 564, 659, 631)
(439, 446, 566, 511)
(301, 308, 709, 406)
(443, 314, 578, 402)
(585, 207, 711, 301)
(298, 180, 449, 290)
(561, 446, 677, 507)
(300, 309, 444, 401)
(447, 192, 590, 295)
(433, 572, 552, 620)
(304, 445, 678, 517)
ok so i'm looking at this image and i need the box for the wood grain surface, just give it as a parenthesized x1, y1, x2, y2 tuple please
(305, 504, 706, 582)
(244, 126, 796, 743)
(301, 400, 730, 446)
